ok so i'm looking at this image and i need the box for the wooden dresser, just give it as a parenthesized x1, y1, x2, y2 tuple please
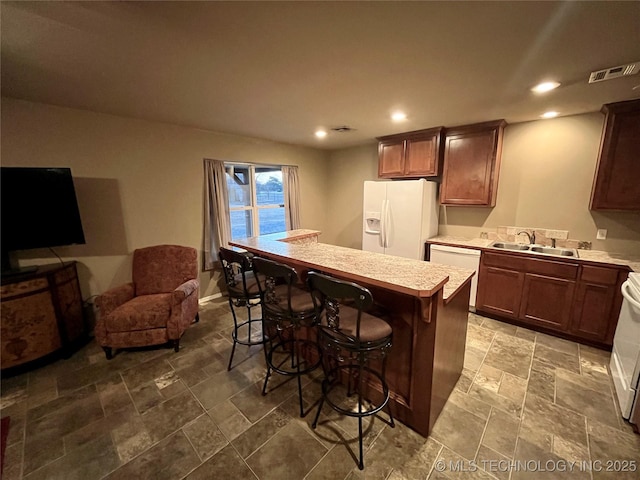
(1, 262, 86, 370)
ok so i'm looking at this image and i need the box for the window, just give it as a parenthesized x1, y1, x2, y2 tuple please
(226, 164, 286, 239)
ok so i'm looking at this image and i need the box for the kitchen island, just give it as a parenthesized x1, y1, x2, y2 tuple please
(230, 230, 474, 437)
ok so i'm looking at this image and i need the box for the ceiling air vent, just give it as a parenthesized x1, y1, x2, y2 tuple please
(589, 61, 640, 83)
(331, 126, 356, 133)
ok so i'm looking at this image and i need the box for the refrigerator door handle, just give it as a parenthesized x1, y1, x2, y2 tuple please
(379, 200, 386, 248)
(383, 199, 391, 248)
(379, 201, 384, 248)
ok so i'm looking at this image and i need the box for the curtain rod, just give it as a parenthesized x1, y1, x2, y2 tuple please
(205, 159, 298, 168)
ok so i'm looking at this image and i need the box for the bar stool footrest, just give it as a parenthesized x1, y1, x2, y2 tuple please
(320, 364, 390, 418)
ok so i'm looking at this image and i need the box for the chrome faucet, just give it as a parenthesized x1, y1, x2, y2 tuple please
(517, 230, 536, 244)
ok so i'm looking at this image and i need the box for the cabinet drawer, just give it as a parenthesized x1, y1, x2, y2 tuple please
(482, 253, 578, 280)
(525, 257, 578, 280)
(580, 265, 621, 285)
(1, 278, 49, 298)
(482, 252, 528, 270)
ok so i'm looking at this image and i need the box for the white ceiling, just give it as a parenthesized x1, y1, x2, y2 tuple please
(2, 1, 639, 150)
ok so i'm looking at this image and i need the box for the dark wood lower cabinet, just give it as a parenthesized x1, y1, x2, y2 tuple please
(476, 251, 628, 348)
(569, 265, 625, 345)
(519, 274, 575, 331)
(476, 266, 523, 319)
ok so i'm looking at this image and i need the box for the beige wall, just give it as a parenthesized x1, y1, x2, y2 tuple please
(1, 98, 329, 299)
(323, 144, 379, 248)
(3, 98, 637, 305)
(326, 112, 640, 256)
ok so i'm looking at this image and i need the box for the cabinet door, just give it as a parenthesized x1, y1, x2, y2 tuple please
(440, 120, 505, 206)
(570, 282, 616, 341)
(1, 289, 62, 368)
(405, 135, 439, 176)
(570, 265, 625, 345)
(378, 141, 405, 178)
(519, 274, 575, 332)
(590, 99, 640, 210)
(476, 265, 523, 319)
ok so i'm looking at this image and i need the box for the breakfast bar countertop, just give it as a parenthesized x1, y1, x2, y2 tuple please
(257, 229, 322, 242)
(231, 230, 474, 438)
(231, 230, 475, 301)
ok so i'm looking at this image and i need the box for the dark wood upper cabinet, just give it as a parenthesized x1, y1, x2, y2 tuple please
(377, 127, 444, 178)
(439, 120, 506, 207)
(590, 99, 640, 211)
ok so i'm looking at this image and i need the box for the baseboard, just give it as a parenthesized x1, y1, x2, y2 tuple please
(199, 292, 224, 305)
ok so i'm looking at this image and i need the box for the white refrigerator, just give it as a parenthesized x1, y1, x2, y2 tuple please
(362, 179, 439, 260)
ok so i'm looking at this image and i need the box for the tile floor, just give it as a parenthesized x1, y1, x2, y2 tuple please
(1, 297, 639, 480)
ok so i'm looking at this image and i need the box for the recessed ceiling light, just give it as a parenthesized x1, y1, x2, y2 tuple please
(315, 129, 327, 138)
(391, 112, 407, 122)
(541, 111, 559, 119)
(531, 81, 561, 93)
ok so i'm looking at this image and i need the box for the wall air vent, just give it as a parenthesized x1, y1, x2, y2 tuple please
(589, 61, 640, 83)
(331, 126, 356, 133)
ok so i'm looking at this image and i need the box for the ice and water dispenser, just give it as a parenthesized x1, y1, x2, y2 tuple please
(364, 211, 381, 234)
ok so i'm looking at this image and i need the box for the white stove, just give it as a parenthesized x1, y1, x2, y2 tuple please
(610, 272, 640, 421)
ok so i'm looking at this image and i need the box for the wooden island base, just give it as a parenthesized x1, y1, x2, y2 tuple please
(231, 231, 473, 438)
(340, 277, 470, 437)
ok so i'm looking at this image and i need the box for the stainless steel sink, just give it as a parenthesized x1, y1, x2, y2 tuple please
(529, 246, 578, 257)
(491, 242, 531, 251)
(489, 241, 579, 258)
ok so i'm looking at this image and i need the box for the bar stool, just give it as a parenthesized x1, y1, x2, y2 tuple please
(252, 256, 321, 417)
(307, 271, 394, 470)
(219, 247, 266, 371)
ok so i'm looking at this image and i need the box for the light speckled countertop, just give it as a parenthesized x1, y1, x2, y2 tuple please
(231, 230, 474, 301)
(427, 235, 640, 272)
(259, 229, 321, 242)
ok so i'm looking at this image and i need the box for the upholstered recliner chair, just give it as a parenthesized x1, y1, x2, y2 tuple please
(95, 245, 200, 359)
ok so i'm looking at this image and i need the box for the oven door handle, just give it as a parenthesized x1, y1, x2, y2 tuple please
(622, 281, 640, 311)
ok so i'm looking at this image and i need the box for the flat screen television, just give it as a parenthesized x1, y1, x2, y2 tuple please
(1, 167, 86, 274)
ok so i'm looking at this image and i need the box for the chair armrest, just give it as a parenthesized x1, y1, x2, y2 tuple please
(172, 279, 199, 305)
(96, 283, 135, 316)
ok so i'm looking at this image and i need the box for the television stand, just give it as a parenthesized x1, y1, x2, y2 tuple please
(1, 261, 87, 370)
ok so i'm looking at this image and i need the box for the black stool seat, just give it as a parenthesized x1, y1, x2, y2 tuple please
(322, 306, 392, 344)
(307, 271, 394, 470)
(219, 247, 266, 371)
(252, 256, 321, 417)
(265, 284, 315, 315)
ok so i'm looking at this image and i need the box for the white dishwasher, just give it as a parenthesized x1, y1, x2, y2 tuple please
(429, 244, 480, 308)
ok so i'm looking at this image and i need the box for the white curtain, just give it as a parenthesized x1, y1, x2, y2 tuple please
(203, 159, 231, 270)
(282, 166, 301, 230)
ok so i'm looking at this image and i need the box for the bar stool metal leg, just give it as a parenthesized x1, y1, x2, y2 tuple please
(307, 271, 395, 470)
(252, 256, 321, 418)
(219, 247, 265, 372)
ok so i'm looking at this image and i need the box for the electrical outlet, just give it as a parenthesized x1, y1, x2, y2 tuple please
(596, 229, 607, 240)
